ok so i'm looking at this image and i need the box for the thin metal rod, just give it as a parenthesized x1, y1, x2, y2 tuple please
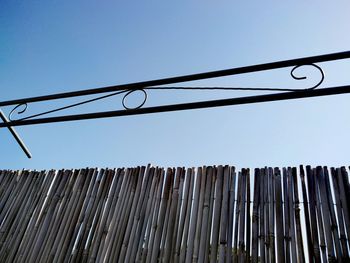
(0, 109, 32, 158)
(0, 51, 349, 107)
(1, 85, 349, 128)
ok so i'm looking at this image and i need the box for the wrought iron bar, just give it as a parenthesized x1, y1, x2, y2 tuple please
(0, 50, 349, 158)
(1, 85, 349, 128)
(0, 51, 348, 107)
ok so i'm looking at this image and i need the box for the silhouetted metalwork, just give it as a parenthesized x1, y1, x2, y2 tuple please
(1, 50, 349, 157)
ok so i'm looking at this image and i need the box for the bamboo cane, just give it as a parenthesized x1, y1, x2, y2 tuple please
(210, 165, 224, 263)
(193, 166, 207, 262)
(198, 166, 213, 263)
(185, 167, 202, 263)
(226, 166, 236, 263)
(292, 167, 305, 263)
(218, 165, 230, 263)
(306, 166, 321, 262)
(324, 167, 343, 261)
(251, 168, 260, 263)
(274, 167, 284, 263)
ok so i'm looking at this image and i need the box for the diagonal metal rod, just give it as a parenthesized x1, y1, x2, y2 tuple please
(0, 51, 349, 107)
(0, 109, 31, 158)
(0, 85, 349, 128)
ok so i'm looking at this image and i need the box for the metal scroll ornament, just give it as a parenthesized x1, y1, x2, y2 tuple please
(7, 63, 324, 122)
(9, 103, 28, 121)
(290, 63, 324, 90)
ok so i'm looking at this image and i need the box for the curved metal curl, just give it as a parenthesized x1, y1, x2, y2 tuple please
(290, 63, 324, 90)
(9, 103, 28, 121)
(122, 89, 147, 110)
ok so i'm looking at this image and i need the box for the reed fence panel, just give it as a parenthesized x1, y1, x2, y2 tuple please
(0, 165, 349, 262)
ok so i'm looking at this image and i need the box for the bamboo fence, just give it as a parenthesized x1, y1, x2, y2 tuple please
(0, 165, 349, 262)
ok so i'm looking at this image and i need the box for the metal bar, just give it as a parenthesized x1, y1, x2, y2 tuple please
(0, 85, 349, 128)
(0, 109, 32, 158)
(0, 51, 349, 107)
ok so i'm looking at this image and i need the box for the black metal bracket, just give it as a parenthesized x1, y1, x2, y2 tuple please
(1, 51, 349, 158)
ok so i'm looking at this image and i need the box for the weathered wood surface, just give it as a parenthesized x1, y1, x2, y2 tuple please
(0, 165, 349, 262)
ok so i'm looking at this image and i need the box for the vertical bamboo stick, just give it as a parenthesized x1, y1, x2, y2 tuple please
(342, 167, 350, 220)
(175, 168, 195, 262)
(274, 167, 285, 263)
(174, 168, 192, 262)
(160, 171, 174, 260)
(226, 167, 236, 263)
(268, 167, 275, 263)
(238, 169, 247, 263)
(292, 167, 305, 263)
(251, 168, 260, 263)
(163, 167, 181, 262)
(159, 170, 175, 260)
(287, 167, 297, 263)
(314, 167, 327, 263)
(218, 165, 230, 263)
(263, 168, 270, 263)
(259, 168, 265, 263)
(331, 168, 349, 260)
(193, 166, 207, 262)
(179, 168, 195, 263)
(324, 167, 343, 261)
(198, 167, 213, 263)
(282, 167, 290, 262)
(185, 167, 202, 263)
(306, 166, 321, 262)
(205, 167, 217, 263)
(299, 166, 313, 263)
(317, 167, 335, 262)
(336, 168, 350, 246)
(210, 165, 224, 263)
(245, 168, 251, 263)
(169, 167, 185, 263)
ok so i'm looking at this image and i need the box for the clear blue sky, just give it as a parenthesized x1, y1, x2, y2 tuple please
(1, 1, 350, 169)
